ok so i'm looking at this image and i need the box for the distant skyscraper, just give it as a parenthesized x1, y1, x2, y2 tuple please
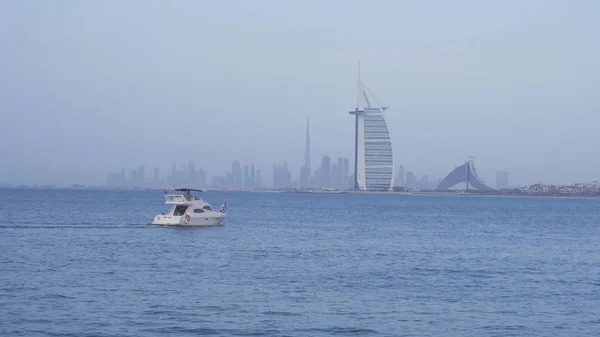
(342, 158, 350, 189)
(321, 155, 331, 188)
(255, 169, 262, 188)
(179, 162, 188, 186)
(154, 167, 159, 186)
(496, 171, 502, 189)
(273, 161, 292, 189)
(348, 64, 395, 191)
(496, 170, 509, 189)
(244, 164, 249, 188)
(406, 171, 417, 190)
(167, 162, 177, 186)
(335, 157, 344, 188)
(304, 117, 311, 175)
(187, 160, 197, 187)
(396, 165, 405, 187)
(250, 164, 255, 188)
(299, 117, 311, 188)
(232, 160, 242, 188)
(106, 171, 125, 187)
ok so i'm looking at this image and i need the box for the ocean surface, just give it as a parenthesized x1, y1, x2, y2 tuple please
(1, 188, 599, 336)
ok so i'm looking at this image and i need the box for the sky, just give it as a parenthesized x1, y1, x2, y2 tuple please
(1, 0, 599, 186)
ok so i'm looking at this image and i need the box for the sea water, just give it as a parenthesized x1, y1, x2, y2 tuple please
(1, 188, 599, 336)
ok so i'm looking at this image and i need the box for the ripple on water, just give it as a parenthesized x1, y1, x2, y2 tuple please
(1, 189, 600, 337)
(296, 327, 380, 335)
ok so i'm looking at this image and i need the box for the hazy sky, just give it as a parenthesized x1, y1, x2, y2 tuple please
(1, 0, 599, 186)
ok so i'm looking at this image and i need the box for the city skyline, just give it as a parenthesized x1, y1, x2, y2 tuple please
(98, 111, 442, 190)
(100, 152, 512, 192)
(13, 157, 513, 192)
(0, 111, 551, 191)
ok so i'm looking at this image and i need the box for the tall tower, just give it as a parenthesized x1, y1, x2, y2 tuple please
(348, 62, 395, 191)
(396, 165, 405, 187)
(349, 62, 363, 190)
(299, 117, 312, 188)
(304, 117, 311, 175)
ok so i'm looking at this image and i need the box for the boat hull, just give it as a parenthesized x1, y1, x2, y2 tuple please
(152, 213, 225, 226)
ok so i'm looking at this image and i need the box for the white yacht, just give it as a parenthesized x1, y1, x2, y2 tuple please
(151, 188, 226, 226)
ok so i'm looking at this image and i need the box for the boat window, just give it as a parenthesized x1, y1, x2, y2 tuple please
(202, 205, 212, 211)
(193, 208, 205, 213)
(173, 205, 188, 216)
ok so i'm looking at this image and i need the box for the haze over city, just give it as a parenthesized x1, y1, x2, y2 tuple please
(1, 0, 599, 187)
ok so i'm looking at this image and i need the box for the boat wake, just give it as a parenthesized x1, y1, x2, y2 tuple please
(0, 223, 154, 229)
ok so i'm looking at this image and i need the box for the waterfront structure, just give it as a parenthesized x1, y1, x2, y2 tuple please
(348, 64, 395, 191)
(436, 160, 495, 192)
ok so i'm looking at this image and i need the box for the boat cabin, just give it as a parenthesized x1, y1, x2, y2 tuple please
(162, 188, 215, 216)
(164, 188, 204, 203)
(171, 204, 214, 216)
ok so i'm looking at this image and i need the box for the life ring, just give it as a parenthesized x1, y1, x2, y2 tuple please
(185, 214, 190, 223)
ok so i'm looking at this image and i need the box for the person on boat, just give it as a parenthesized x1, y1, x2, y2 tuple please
(185, 190, 192, 201)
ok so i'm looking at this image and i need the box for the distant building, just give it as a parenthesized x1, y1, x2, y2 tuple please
(496, 170, 509, 189)
(106, 160, 207, 189)
(167, 162, 177, 186)
(406, 171, 417, 190)
(255, 169, 262, 188)
(396, 165, 405, 187)
(437, 160, 495, 191)
(333, 157, 342, 188)
(314, 155, 332, 188)
(496, 171, 502, 189)
(244, 165, 249, 188)
(342, 158, 350, 188)
(273, 161, 292, 189)
(299, 117, 312, 188)
(105, 171, 126, 187)
(249, 164, 256, 188)
(232, 160, 242, 188)
(348, 73, 394, 191)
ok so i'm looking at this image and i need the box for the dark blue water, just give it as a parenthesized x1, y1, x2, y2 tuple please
(1, 188, 599, 336)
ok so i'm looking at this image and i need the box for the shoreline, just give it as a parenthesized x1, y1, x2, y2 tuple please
(1, 186, 598, 199)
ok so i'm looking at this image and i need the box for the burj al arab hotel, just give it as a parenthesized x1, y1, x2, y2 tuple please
(348, 66, 395, 191)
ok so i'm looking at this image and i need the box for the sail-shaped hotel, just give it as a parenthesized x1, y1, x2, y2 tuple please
(349, 69, 395, 191)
